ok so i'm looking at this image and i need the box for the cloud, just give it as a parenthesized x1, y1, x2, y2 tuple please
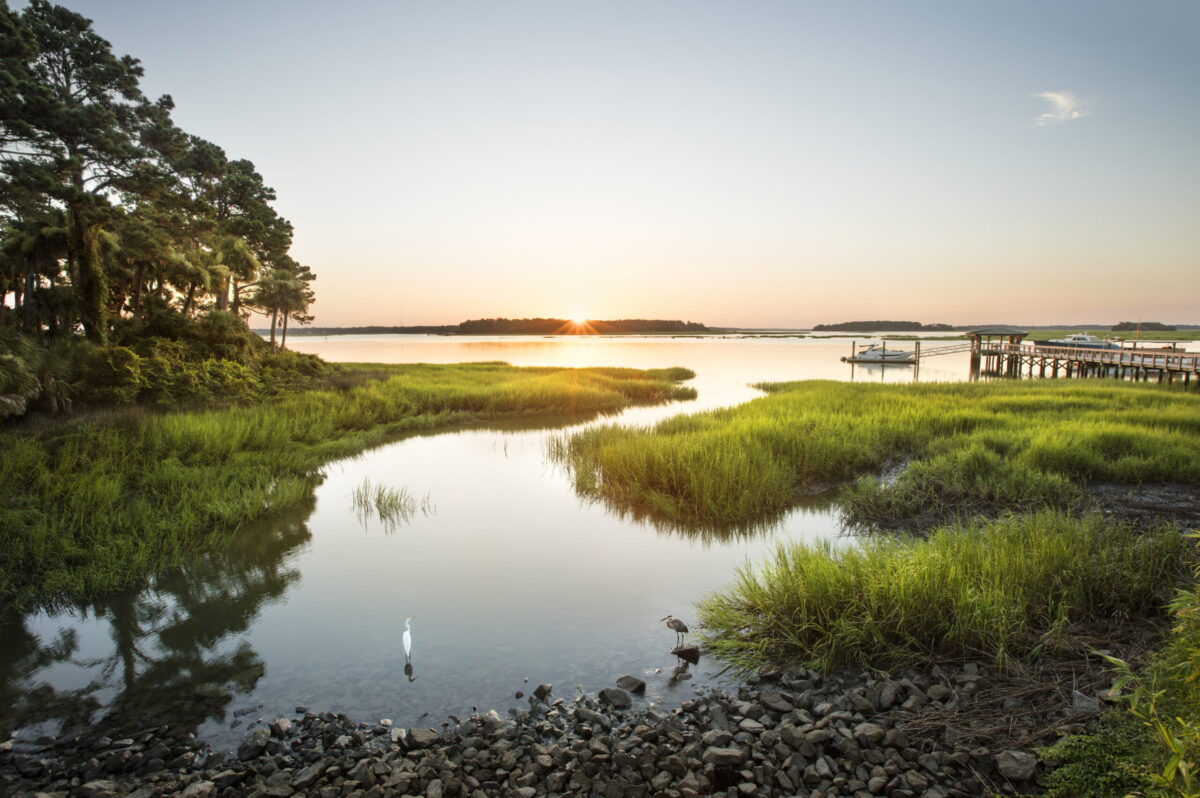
(1033, 90, 1093, 125)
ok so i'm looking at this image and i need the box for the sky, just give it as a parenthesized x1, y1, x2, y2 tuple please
(43, 1, 1200, 327)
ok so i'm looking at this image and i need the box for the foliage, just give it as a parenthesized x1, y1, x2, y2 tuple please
(552, 381, 1200, 529)
(0, 0, 312, 373)
(1039, 712, 1155, 797)
(0, 363, 695, 610)
(1090, 533, 1200, 797)
(696, 511, 1191, 673)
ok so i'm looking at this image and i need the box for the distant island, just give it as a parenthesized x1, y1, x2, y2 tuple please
(812, 320, 957, 332)
(270, 318, 710, 336)
(1112, 321, 1177, 332)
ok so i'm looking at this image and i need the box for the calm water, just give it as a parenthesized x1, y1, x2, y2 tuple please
(2, 335, 972, 751)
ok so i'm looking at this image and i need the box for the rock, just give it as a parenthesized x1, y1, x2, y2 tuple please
(853, 722, 886, 745)
(576, 707, 612, 730)
(407, 727, 440, 749)
(995, 749, 1038, 781)
(179, 781, 215, 798)
(293, 760, 328, 790)
(238, 727, 270, 761)
(701, 746, 745, 766)
(927, 684, 953, 701)
(1071, 690, 1101, 715)
(379, 718, 393, 727)
(701, 729, 733, 748)
(78, 781, 120, 798)
(533, 683, 553, 701)
(615, 675, 646, 694)
(758, 690, 793, 714)
(269, 717, 292, 738)
(599, 688, 632, 709)
(672, 645, 701, 664)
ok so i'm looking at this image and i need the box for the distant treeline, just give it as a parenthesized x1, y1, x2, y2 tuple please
(456, 318, 708, 334)
(266, 318, 710, 336)
(813, 321, 957, 332)
(1112, 321, 1177, 332)
(275, 325, 458, 336)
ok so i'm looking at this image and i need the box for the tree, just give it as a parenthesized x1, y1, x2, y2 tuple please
(1, 0, 183, 341)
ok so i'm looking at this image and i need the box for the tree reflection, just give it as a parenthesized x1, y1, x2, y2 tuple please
(0, 498, 314, 740)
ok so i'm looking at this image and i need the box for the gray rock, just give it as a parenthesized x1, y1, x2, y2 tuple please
(1071, 690, 1101, 715)
(533, 683, 553, 701)
(576, 707, 612, 730)
(79, 781, 120, 798)
(269, 717, 292, 738)
(179, 782, 215, 798)
(927, 684, 953, 701)
(407, 728, 440, 748)
(379, 718, 393, 727)
(615, 675, 646, 694)
(758, 690, 793, 714)
(995, 749, 1038, 781)
(599, 688, 632, 709)
(853, 722, 886, 745)
(701, 729, 733, 748)
(238, 727, 271, 761)
(292, 760, 328, 790)
(702, 746, 745, 766)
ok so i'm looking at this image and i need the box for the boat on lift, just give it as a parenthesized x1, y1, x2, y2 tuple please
(842, 343, 917, 364)
(1031, 333, 1121, 350)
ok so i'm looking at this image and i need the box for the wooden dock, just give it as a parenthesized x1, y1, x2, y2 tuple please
(968, 328, 1199, 385)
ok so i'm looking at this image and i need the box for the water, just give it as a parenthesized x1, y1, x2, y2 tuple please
(1, 335, 972, 751)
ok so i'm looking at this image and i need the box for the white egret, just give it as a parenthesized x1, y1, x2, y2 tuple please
(403, 617, 415, 663)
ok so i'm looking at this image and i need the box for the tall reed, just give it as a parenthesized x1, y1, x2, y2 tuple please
(551, 381, 1200, 529)
(698, 511, 1192, 672)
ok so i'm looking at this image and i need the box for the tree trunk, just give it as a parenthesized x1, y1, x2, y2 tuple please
(131, 262, 145, 318)
(281, 313, 289, 350)
(269, 308, 278, 349)
(70, 191, 107, 343)
(182, 282, 197, 315)
(22, 268, 36, 332)
(215, 276, 229, 311)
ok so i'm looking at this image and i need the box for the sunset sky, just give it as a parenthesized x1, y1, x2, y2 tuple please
(54, 1, 1200, 327)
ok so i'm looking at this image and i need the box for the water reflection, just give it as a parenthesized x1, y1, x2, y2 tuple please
(2, 336, 977, 750)
(0, 501, 313, 741)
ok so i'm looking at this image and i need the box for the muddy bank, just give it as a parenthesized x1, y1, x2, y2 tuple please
(1, 658, 1118, 798)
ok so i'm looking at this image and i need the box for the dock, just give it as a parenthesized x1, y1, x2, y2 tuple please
(968, 328, 1198, 385)
(842, 328, 1199, 386)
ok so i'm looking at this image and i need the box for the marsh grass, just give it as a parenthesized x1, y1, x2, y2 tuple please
(698, 511, 1192, 673)
(0, 362, 695, 610)
(351, 478, 434, 532)
(551, 381, 1200, 529)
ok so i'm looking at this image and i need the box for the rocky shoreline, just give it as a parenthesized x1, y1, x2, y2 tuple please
(2, 659, 1111, 797)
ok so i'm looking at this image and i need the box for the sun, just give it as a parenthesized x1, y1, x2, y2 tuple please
(569, 314, 588, 327)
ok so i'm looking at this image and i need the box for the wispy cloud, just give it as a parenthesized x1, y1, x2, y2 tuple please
(1033, 90, 1094, 125)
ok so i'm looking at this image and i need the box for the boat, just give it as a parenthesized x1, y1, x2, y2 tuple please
(842, 343, 917, 364)
(1031, 333, 1121, 350)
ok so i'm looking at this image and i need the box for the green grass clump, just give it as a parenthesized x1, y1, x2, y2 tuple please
(552, 380, 1200, 529)
(697, 511, 1191, 673)
(0, 362, 695, 610)
(351, 478, 434, 532)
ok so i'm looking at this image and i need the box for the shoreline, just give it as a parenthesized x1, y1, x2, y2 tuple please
(2, 657, 1114, 797)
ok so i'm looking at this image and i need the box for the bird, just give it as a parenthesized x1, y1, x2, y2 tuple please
(661, 615, 689, 645)
(403, 617, 415, 664)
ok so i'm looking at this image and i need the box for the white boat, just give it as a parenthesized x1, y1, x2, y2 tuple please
(842, 344, 916, 364)
(1032, 333, 1121, 350)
